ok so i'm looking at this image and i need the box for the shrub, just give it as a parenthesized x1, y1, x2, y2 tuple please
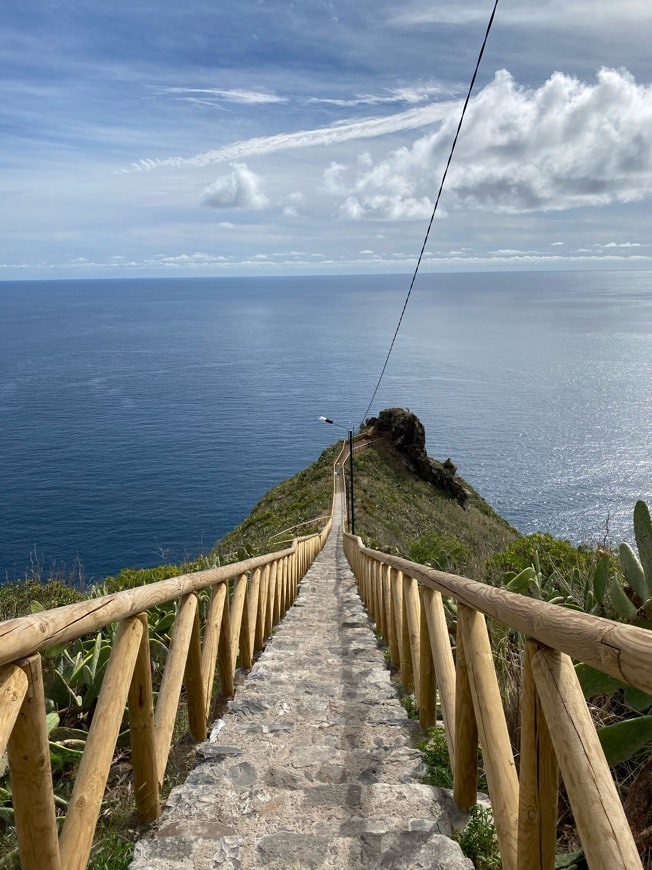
(484, 532, 593, 587)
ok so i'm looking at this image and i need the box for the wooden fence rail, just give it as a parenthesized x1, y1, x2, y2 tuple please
(0, 521, 332, 869)
(343, 533, 650, 870)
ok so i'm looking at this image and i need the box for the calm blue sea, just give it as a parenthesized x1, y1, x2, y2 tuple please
(1, 272, 651, 582)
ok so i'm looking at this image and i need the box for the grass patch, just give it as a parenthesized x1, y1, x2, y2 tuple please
(210, 443, 339, 562)
(351, 443, 518, 580)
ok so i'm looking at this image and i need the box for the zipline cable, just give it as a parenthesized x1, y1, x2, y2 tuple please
(359, 0, 499, 428)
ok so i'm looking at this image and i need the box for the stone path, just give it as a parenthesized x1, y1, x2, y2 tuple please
(131, 498, 472, 869)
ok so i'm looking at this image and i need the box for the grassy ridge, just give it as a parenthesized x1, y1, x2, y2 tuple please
(210, 442, 340, 562)
(351, 443, 518, 579)
(209, 438, 518, 579)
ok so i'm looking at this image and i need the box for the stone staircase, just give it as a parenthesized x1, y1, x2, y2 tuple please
(131, 510, 473, 869)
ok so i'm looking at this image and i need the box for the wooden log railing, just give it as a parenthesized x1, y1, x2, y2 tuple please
(0, 514, 333, 870)
(343, 533, 651, 870)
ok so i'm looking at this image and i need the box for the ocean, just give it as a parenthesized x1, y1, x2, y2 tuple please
(1, 271, 651, 582)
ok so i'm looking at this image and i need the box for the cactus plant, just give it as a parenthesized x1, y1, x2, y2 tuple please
(619, 500, 652, 614)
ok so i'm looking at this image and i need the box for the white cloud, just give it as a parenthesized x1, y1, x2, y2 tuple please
(202, 163, 269, 209)
(282, 206, 298, 217)
(323, 162, 348, 194)
(391, 1, 652, 30)
(332, 68, 652, 217)
(153, 252, 229, 265)
(340, 194, 434, 221)
(162, 87, 285, 105)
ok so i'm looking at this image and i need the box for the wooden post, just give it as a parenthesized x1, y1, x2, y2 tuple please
(368, 560, 377, 622)
(155, 594, 198, 781)
(357, 549, 364, 595)
(229, 573, 248, 673)
(217, 589, 234, 697)
(453, 613, 478, 811)
(59, 618, 143, 870)
(7, 654, 61, 870)
(267, 561, 278, 631)
(239, 572, 254, 670)
(399, 571, 414, 693)
(517, 640, 558, 870)
(388, 568, 400, 668)
(381, 564, 391, 643)
(419, 589, 436, 730)
(278, 559, 286, 618)
(272, 559, 281, 626)
(422, 587, 456, 765)
(0, 663, 28, 756)
(248, 568, 262, 656)
(286, 555, 293, 610)
(458, 606, 519, 870)
(201, 583, 227, 714)
(376, 562, 384, 635)
(128, 612, 160, 825)
(291, 551, 297, 601)
(284, 555, 291, 613)
(373, 561, 382, 635)
(256, 564, 270, 652)
(383, 564, 394, 659)
(403, 574, 421, 700)
(531, 648, 643, 870)
(391, 568, 407, 684)
(185, 603, 207, 742)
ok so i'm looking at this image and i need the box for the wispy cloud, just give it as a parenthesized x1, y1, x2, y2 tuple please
(120, 102, 453, 173)
(391, 1, 652, 29)
(161, 87, 286, 105)
(308, 85, 447, 107)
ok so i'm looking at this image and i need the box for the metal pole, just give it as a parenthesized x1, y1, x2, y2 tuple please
(349, 429, 355, 536)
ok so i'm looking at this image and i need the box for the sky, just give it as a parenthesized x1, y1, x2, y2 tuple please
(2, 0, 652, 279)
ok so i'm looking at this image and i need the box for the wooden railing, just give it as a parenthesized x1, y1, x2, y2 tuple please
(0, 515, 333, 870)
(343, 534, 652, 870)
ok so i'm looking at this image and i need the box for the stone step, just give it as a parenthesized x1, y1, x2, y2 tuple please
(160, 780, 464, 836)
(131, 499, 474, 869)
(191, 742, 427, 787)
(132, 827, 472, 869)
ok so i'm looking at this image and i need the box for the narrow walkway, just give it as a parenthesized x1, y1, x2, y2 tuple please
(132, 500, 471, 869)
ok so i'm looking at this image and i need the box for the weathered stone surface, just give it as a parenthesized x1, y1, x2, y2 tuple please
(132, 496, 473, 869)
(256, 833, 330, 868)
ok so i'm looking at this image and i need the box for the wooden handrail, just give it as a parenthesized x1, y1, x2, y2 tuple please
(348, 539, 652, 695)
(0, 454, 338, 868)
(0, 541, 318, 668)
(343, 531, 649, 870)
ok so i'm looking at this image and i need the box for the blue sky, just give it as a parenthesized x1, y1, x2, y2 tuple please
(2, 0, 652, 278)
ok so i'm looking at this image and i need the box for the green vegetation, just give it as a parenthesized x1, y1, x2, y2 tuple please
(418, 726, 454, 789)
(210, 443, 339, 562)
(0, 443, 339, 865)
(480, 499, 652, 865)
(351, 443, 518, 579)
(2, 425, 652, 866)
(453, 805, 502, 870)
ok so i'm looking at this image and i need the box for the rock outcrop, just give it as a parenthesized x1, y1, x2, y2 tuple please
(365, 409, 469, 508)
